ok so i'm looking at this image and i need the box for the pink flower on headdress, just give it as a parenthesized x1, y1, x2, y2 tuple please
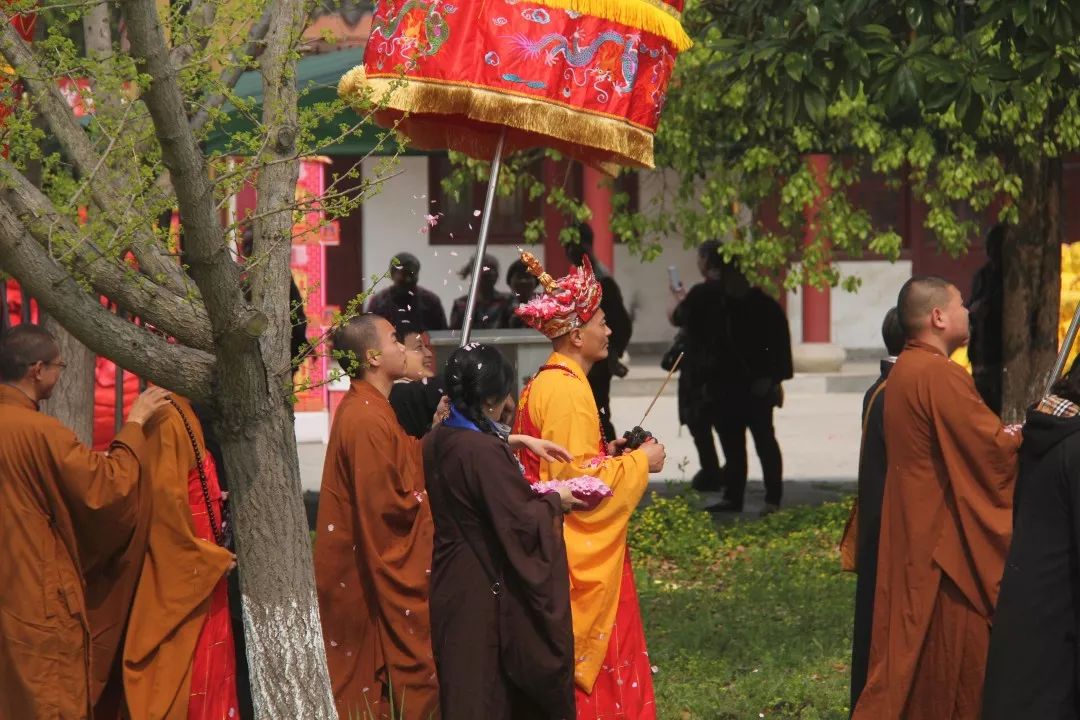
(515, 255, 603, 338)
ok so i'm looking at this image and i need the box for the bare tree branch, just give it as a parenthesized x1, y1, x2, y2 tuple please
(119, 0, 257, 342)
(188, 4, 275, 135)
(0, 21, 192, 296)
(0, 159, 215, 350)
(168, 0, 217, 70)
(0, 201, 215, 402)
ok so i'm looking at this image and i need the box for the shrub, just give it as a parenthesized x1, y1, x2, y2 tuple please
(629, 491, 723, 568)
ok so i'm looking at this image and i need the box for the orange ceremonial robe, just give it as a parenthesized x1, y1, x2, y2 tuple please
(0, 383, 150, 719)
(514, 352, 656, 719)
(315, 379, 439, 720)
(852, 341, 1020, 720)
(120, 397, 236, 720)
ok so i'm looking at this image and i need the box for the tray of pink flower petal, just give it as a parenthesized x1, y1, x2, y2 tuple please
(532, 476, 614, 511)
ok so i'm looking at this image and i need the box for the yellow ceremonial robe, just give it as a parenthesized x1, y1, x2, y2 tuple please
(514, 352, 650, 691)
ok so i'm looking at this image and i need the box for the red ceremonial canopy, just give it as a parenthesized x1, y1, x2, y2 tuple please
(339, 0, 691, 170)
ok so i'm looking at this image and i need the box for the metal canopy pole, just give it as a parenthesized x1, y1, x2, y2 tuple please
(459, 127, 507, 347)
(1046, 299, 1080, 396)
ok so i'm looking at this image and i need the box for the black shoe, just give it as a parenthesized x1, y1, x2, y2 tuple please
(691, 469, 724, 493)
(704, 499, 743, 513)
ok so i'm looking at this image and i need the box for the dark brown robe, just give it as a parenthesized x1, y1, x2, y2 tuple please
(852, 341, 1020, 720)
(0, 383, 150, 719)
(314, 380, 439, 720)
(423, 424, 575, 720)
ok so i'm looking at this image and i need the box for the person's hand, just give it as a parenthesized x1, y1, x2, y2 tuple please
(128, 386, 172, 425)
(555, 485, 586, 513)
(509, 435, 573, 463)
(671, 283, 687, 302)
(606, 436, 628, 457)
(640, 439, 666, 473)
(432, 396, 450, 426)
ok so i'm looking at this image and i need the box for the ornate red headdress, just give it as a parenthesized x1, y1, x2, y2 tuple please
(515, 252, 603, 339)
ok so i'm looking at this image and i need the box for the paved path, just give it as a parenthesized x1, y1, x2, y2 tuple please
(298, 389, 865, 489)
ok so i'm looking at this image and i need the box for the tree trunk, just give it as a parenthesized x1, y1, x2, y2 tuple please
(40, 317, 96, 445)
(1001, 156, 1062, 423)
(214, 379, 336, 718)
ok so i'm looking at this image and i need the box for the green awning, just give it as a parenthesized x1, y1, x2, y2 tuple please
(202, 48, 425, 157)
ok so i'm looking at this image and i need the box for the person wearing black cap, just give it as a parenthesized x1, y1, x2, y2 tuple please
(448, 253, 514, 331)
(366, 253, 448, 332)
(505, 258, 541, 329)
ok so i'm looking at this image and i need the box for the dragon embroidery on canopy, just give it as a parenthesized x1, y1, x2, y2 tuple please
(508, 29, 642, 97)
(371, 0, 456, 68)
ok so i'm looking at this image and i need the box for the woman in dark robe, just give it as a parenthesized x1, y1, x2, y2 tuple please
(389, 325, 445, 438)
(983, 358, 1080, 718)
(423, 344, 579, 720)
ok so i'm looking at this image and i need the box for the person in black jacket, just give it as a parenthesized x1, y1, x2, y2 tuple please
(849, 307, 906, 712)
(566, 223, 632, 442)
(672, 242, 792, 514)
(982, 362, 1080, 719)
(967, 225, 1005, 415)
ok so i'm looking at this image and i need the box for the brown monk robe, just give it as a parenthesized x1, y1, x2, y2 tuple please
(119, 396, 236, 719)
(0, 324, 170, 719)
(315, 314, 441, 720)
(853, 277, 1021, 720)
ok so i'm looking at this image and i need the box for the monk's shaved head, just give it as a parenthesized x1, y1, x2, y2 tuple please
(897, 276, 955, 337)
(333, 314, 386, 378)
(0, 325, 59, 382)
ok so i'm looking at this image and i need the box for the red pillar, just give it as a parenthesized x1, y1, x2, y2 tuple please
(542, 158, 571, 277)
(582, 166, 615, 270)
(802, 154, 831, 343)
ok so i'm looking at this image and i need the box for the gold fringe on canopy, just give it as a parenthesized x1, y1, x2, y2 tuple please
(341, 67, 655, 171)
(526, 0, 692, 52)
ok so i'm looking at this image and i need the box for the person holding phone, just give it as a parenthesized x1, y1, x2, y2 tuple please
(670, 241, 793, 515)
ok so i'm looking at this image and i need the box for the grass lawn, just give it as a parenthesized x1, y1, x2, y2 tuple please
(630, 494, 855, 720)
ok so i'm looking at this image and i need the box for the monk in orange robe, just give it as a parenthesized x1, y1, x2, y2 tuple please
(119, 395, 238, 720)
(852, 277, 1021, 720)
(511, 253, 668, 719)
(0, 324, 170, 719)
(315, 314, 441, 720)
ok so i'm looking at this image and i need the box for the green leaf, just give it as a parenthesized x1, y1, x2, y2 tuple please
(807, 4, 821, 30)
(923, 82, 959, 111)
(933, 8, 954, 33)
(861, 24, 893, 38)
(785, 53, 806, 82)
(783, 87, 799, 126)
(905, 2, 924, 29)
(897, 65, 918, 103)
(804, 88, 828, 124)
(1012, 4, 1029, 26)
(955, 84, 972, 123)
(962, 92, 983, 134)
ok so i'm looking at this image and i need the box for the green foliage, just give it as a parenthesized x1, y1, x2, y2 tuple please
(633, 496, 855, 718)
(0, 0, 410, 381)
(643, 0, 1080, 290)
(448, 1, 1080, 294)
(629, 491, 723, 567)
